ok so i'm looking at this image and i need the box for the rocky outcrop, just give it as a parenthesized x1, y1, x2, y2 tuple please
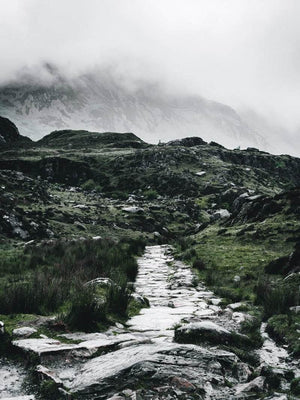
(265, 241, 300, 275)
(174, 321, 251, 347)
(166, 137, 207, 147)
(0, 116, 32, 147)
(37, 129, 147, 149)
(0, 157, 95, 185)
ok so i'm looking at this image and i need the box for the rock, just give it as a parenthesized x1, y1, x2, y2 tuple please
(167, 137, 207, 147)
(174, 321, 250, 347)
(211, 209, 231, 221)
(227, 302, 244, 311)
(122, 389, 134, 397)
(171, 376, 196, 392)
(122, 206, 144, 214)
(290, 306, 300, 313)
(235, 376, 265, 395)
(13, 327, 37, 338)
(233, 275, 241, 283)
(36, 365, 62, 385)
(210, 298, 222, 306)
(131, 293, 150, 306)
(265, 256, 289, 274)
(195, 171, 206, 176)
(264, 395, 288, 400)
(12, 337, 81, 356)
(85, 277, 117, 288)
(74, 221, 87, 230)
(1, 397, 36, 400)
(73, 204, 89, 209)
(0, 320, 4, 334)
(0, 116, 31, 146)
(234, 362, 252, 383)
(168, 301, 175, 308)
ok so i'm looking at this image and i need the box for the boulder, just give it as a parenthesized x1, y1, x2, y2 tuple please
(36, 365, 62, 385)
(1, 397, 35, 400)
(171, 376, 196, 392)
(13, 327, 37, 338)
(167, 137, 207, 147)
(211, 209, 231, 221)
(174, 321, 250, 347)
(235, 376, 265, 395)
(122, 206, 144, 214)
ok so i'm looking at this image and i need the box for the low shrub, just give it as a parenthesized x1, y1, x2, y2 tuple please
(64, 285, 106, 331)
(193, 259, 206, 271)
(143, 189, 158, 200)
(255, 277, 298, 319)
(291, 377, 300, 396)
(240, 316, 263, 348)
(106, 279, 130, 316)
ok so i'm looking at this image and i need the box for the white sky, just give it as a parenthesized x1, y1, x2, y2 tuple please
(1, 0, 300, 134)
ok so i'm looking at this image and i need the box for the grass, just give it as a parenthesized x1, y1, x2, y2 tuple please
(267, 314, 300, 356)
(174, 211, 299, 353)
(0, 237, 146, 332)
(255, 276, 299, 319)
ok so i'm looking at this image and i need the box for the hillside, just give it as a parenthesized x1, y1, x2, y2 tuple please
(0, 117, 300, 399)
(0, 115, 32, 147)
(37, 129, 147, 149)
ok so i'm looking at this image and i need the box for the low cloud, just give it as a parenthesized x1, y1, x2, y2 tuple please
(1, 0, 300, 141)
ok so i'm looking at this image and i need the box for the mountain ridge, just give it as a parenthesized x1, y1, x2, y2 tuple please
(0, 65, 269, 152)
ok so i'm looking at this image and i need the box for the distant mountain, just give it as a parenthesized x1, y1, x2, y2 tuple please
(0, 65, 267, 150)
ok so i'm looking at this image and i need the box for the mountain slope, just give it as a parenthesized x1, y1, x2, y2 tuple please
(0, 116, 32, 147)
(0, 66, 267, 150)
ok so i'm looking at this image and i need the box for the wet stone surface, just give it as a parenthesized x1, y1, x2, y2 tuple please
(0, 358, 33, 399)
(2, 245, 299, 399)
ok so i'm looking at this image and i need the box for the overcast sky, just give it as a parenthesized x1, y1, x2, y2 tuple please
(1, 0, 300, 136)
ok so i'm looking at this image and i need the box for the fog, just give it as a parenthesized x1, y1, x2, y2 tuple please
(1, 0, 300, 149)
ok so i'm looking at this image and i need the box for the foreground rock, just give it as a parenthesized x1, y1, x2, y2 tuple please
(174, 320, 251, 347)
(3, 245, 299, 399)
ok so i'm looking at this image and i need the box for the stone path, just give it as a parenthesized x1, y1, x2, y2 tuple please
(2, 245, 298, 399)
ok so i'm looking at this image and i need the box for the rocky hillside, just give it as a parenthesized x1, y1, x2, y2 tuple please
(0, 117, 300, 399)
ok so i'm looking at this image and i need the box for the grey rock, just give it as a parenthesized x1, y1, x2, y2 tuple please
(36, 365, 62, 385)
(174, 321, 250, 347)
(13, 327, 37, 338)
(235, 376, 265, 395)
(211, 209, 231, 221)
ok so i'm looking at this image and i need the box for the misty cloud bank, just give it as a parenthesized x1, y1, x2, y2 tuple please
(1, 0, 300, 153)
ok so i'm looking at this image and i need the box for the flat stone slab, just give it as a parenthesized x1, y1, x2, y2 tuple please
(13, 327, 37, 338)
(12, 338, 80, 355)
(1, 397, 35, 400)
(13, 333, 141, 356)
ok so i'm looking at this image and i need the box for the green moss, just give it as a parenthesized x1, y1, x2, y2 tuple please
(127, 297, 149, 317)
(0, 313, 36, 336)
